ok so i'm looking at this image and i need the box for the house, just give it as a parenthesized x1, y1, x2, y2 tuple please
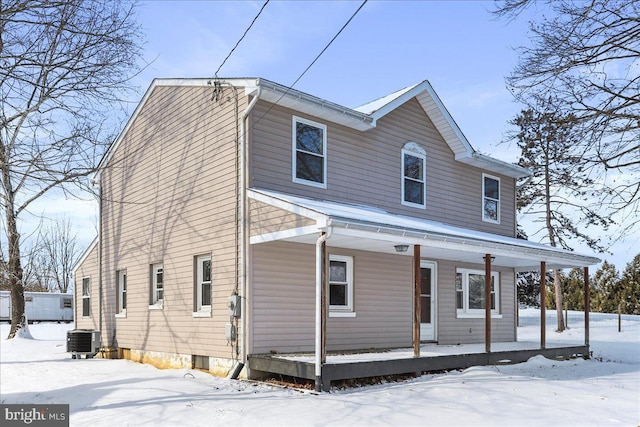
(74, 77, 599, 390)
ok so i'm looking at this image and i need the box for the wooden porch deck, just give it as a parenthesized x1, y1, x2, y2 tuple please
(248, 344, 589, 391)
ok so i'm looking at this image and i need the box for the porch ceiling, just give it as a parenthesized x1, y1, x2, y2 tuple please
(249, 189, 601, 271)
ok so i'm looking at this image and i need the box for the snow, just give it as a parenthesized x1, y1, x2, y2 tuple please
(1, 309, 638, 426)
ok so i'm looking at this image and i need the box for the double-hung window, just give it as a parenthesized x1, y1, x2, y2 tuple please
(194, 254, 212, 315)
(456, 268, 500, 317)
(402, 143, 426, 208)
(482, 174, 500, 223)
(117, 270, 127, 315)
(329, 255, 354, 313)
(82, 277, 91, 317)
(293, 116, 327, 188)
(150, 263, 164, 308)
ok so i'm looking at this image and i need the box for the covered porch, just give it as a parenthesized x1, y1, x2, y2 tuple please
(247, 189, 600, 392)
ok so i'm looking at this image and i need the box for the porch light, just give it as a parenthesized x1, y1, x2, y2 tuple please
(394, 244, 409, 253)
(484, 255, 496, 262)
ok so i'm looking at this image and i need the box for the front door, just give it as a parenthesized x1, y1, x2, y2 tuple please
(420, 261, 436, 341)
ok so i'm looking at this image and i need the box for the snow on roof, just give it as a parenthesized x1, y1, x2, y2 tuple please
(353, 83, 420, 115)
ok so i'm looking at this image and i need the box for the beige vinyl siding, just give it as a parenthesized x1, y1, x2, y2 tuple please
(74, 243, 100, 332)
(250, 241, 414, 354)
(249, 199, 316, 238)
(249, 98, 516, 237)
(435, 259, 516, 345)
(99, 85, 248, 358)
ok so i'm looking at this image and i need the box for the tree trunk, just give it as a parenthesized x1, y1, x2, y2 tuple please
(554, 269, 565, 332)
(6, 204, 26, 339)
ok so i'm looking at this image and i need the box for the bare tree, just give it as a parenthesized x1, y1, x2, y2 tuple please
(0, 0, 142, 338)
(39, 218, 79, 293)
(493, 0, 640, 234)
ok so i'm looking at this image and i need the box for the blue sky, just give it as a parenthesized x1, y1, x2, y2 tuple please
(38, 0, 636, 270)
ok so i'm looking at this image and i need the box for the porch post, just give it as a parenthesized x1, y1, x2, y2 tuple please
(413, 244, 421, 357)
(540, 261, 546, 350)
(584, 266, 590, 351)
(321, 238, 327, 364)
(484, 254, 491, 353)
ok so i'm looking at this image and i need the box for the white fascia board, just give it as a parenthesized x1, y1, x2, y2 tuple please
(250, 225, 321, 245)
(329, 219, 600, 268)
(254, 78, 374, 131)
(248, 189, 329, 225)
(456, 152, 531, 179)
(73, 236, 98, 273)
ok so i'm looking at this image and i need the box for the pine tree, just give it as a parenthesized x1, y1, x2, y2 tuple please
(591, 261, 620, 313)
(619, 254, 640, 315)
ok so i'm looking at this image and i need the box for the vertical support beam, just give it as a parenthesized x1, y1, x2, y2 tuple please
(321, 239, 327, 364)
(484, 254, 492, 353)
(540, 261, 546, 350)
(584, 266, 590, 350)
(413, 244, 421, 357)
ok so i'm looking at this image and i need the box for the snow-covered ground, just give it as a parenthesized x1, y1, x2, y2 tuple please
(1, 309, 638, 426)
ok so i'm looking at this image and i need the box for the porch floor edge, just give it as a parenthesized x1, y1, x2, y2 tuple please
(247, 345, 589, 391)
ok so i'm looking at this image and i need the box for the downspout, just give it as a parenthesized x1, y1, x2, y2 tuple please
(315, 227, 332, 392)
(230, 83, 261, 379)
(92, 175, 103, 342)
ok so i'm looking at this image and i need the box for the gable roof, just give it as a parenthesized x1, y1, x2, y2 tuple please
(95, 77, 528, 180)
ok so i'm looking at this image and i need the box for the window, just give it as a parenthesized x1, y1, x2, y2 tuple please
(482, 174, 500, 223)
(150, 263, 163, 307)
(117, 270, 127, 315)
(402, 143, 426, 208)
(456, 268, 500, 316)
(329, 255, 353, 312)
(82, 277, 91, 317)
(195, 255, 212, 314)
(293, 116, 327, 188)
(62, 298, 72, 309)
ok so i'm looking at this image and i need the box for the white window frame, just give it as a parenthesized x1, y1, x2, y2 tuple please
(482, 173, 501, 224)
(329, 254, 354, 314)
(82, 277, 91, 318)
(292, 116, 327, 189)
(116, 269, 127, 316)
(150, 263, 164, 309)
(401, 143, 426, 209)
(456, 268, 501, 318)
(194, 254, 212, 317)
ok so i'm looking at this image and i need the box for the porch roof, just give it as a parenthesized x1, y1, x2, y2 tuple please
(248, 188, 601, 271)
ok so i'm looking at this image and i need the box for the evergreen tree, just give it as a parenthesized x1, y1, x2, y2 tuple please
(619, 254, 640, 315)
(591, 261, 620, 313)
(513, 99, 612, 331)
(517, 271, 540, 307)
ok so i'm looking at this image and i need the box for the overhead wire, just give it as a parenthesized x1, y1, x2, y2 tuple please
(251, 0, 369, 128)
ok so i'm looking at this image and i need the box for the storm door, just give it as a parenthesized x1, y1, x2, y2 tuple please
(420, 261, 437, 341)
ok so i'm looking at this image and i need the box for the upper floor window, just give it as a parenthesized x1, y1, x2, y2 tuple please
(117, 269, 127, 315)
(150, 263, 164, 308)
(194, 254, 212, 315)
(82, 277, 91, 317)
(292, 116, 327, 188)
(482, 174, 500, 223)
(401, 142, 426, 209)
(456, 268, 500, 316)
(329, 255, 353, 312)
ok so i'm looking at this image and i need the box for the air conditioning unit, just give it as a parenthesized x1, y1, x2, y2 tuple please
(67, 329, 100, 359)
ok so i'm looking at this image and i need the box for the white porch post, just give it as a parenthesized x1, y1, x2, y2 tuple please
(315, 230, 331, 392)
(413, 245, 421, 357)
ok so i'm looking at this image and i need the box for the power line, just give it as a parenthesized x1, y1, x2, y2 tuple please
(214, 0, 270, 79)
(252, 0, 368, 126)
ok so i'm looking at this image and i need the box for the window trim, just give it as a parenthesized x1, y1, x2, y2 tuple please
(292, 115, 327, 189)
(194, 254, 212, 316)
(116, 269, 127, 317)
(401, 143, 427, 209)
(81, 277, 91, 318)
(150, 263, 164, 309)
(329, 254, 354, 313)
(482, 173, 501, 224)
(456, 268, 501, 317)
